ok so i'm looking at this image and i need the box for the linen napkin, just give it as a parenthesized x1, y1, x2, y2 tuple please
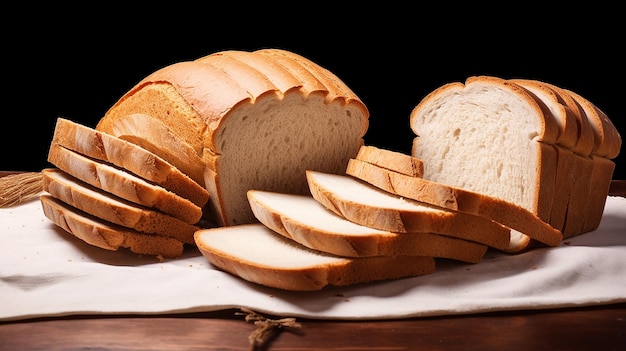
(1, 196, 624, 321)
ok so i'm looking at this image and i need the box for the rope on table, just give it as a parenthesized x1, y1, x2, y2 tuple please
(237, 308, 302, 350)
(0, 172, 43, 208)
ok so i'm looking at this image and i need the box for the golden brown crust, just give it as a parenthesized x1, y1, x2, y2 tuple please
(47, 144, 202, 224)
(52, 118, 209, 207)
(345, 159, 563, 251)
(247, 190, 487, 263)
(355, 145, 424, 177)
(306, 170, 512, 251)
(194, 224, 435, 291)
(40, 195, 184, 258)
(42, 168, 199, 244)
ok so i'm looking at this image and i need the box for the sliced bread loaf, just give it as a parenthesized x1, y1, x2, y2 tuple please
(41, 168, 199, 244)
(305, 170, 512, 251)
(40, 195, 184, 258)
(96, 48, 369, 226)
(47, 143, 202, 224)
(247, 190, 487, 263)
(409, 76, 620, 240)
(51, 117, 209, 208)
(194, 224, 436, 291)
(410, 76, 560, 224)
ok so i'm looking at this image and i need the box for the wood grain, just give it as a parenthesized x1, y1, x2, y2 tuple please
(1, 305, 624, 351)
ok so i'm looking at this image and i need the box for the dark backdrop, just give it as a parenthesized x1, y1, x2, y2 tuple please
(4, 8, 624, 180)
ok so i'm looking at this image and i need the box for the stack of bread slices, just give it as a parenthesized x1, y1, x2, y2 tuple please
(194, 145, 567, 291)
(41, 118, 211, 259)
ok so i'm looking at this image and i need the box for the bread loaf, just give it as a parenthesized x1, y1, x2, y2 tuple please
(247, 190, 488, 263)
(410, 76, 621, 239)
(96, 49, 369, 226)
(194, 224, 436, 291)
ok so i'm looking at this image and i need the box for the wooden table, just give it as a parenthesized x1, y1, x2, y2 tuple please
(1, 172, 625, 350)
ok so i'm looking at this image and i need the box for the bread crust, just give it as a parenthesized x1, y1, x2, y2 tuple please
(42, 168, 199, 244)
(97, 49, 369, 226)
(248, 190, 487, 263)
(40, 195, 184, 258)
(52, 118, 209, 207)
(47, 144, 202, 224)
(356, 145, 423, 177)
(194, 224, 435, 291)
(306, 170, 512, 251)
(345, 158, 563, 251)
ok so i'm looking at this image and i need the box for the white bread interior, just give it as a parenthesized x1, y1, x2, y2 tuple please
(247, 190, 487, 263)
(410, 76, 621, 239)
(194, 223, 436, 291)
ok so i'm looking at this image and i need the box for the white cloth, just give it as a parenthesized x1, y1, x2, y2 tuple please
(1, 196, 625, 321)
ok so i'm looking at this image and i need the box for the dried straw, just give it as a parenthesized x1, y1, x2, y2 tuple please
(0, 172, 43, 208)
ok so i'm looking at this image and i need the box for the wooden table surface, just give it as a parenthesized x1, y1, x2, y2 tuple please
(1, 171, 625, 351)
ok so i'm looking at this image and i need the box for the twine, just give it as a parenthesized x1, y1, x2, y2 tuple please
(237, 308, 302, 350)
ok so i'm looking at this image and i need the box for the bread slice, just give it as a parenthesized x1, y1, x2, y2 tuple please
(47, 143, 202, 224)
(41, 168, 199, 244)
(510, 80, 597, 238)
(247, 190, 487, 263)
(305, 170, 512, 251)
(194, 224, 436, 291)
(346, 158, 563, 251)
(40, 195, 184, 258)
(355, 145, 424, 177)
(51, 117, 209, 208)
(564, 89, 622, 234)
(96, 49, 369, 226)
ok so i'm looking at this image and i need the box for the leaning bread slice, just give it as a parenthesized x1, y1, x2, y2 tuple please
(305, 170, 512, 251)
(42, 168, 199, 244)
(345, 158, 563, 251)
(51, 117, 209, 207)
(248, 190, 487, 263)
(40, 195, 184, 258)
(194, 224, 436, 291)
(355, 145, 424, 177)
(47, 143, 202, 224)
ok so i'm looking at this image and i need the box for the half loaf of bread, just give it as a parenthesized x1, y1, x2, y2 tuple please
(410, 76, 621, 239)
(194, 224, 436, 291)
(96, 48, 369, 226)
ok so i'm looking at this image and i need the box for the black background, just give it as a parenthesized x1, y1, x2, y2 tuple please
(4, 7, 624, 180)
